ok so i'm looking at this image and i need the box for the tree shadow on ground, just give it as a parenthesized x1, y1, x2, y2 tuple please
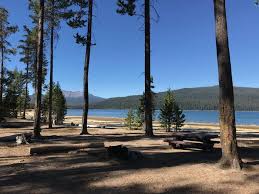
(0, 151, 227, 194)
(0, 128, 259, 194)
(0, 140, 258, 194)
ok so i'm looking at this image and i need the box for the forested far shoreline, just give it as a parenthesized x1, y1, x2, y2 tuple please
(61, 86, 259, 111)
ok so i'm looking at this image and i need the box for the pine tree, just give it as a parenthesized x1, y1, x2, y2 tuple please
(172, 104, 185, 131)
(33, 0, 45, 138)
(3, 69, 25, 118)
(0, 7, 18, 117)
(213, 0, 242, 169)
(125, 109, 135, 130)
(66, 0, 94, 135)
(17, 88, 30, 118)
(117, 0, 159, 136)
(18, 25, 35, 119)
(53, 83, 67, 124)
(28, 1, 49, 91)
(159, 89, 175, 132)
(45, 0, 71, 128)
(135, 94, 145, 128)
(136, 90, 156, 129)
(43, 82, 67, 125)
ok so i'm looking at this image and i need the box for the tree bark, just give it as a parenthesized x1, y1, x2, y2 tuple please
(0, 44, 3, 112)
(80, 0, 93, 135)
(22, 61, 29, 119)
(144, 0, 153, 136)
(34, 44, 38, 93)
(213, 0, 242, 169)
(33, 0, 45, 138)
(48, 0, 54, 129)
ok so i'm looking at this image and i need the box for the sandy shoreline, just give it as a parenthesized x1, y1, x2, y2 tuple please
(22, 109, 259, 130)
(64, 116, 259, 131)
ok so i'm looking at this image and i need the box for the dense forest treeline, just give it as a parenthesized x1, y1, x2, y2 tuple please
(76, 86, 259, 111)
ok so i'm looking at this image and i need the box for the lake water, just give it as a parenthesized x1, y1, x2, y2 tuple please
(67, 109, 259, 125)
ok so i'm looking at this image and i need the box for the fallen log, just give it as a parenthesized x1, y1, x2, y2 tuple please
(168, 140, 214, 151)
(170, 133, 218, 143)
(0, 142, 104, 157)
(30, 142, 104, 155)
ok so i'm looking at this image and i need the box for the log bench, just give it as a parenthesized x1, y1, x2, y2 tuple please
(30, 142, 104, 155)
(164, 132, 219, 151)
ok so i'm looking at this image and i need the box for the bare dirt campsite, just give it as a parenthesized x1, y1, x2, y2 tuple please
(0, 117, 259, 194)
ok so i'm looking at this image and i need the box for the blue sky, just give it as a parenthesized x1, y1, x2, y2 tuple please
(1, 0, 259, 98)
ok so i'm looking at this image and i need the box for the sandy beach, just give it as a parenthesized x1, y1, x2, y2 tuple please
(25, 109, 259, 131)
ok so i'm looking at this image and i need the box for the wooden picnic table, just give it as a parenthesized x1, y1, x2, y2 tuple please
(164, 132, 219, 151)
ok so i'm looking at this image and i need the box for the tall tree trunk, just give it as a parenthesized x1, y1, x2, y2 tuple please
(213, 0, 242, 169)
(48, 0, 54, 129)
(0, 45, 3, 112)
(34, 46, 38, 93)
(144, 0, 153, 136)
(33, 0, 45, 138)
(22, 61, 29, 119)
(80, 0, 93, 135)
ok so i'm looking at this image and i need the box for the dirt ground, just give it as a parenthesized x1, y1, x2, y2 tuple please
(0, 118, 259, 194)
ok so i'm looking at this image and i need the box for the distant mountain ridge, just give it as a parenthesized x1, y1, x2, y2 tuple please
(30, 90, 105, 108)
(89, 86, 259, 111)
(62, 91, 84, 98)
(62, 90, 105, 107)
(32, 86, 259, 111)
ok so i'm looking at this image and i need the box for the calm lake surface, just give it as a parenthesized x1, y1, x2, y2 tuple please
(67, 109, 259, 125)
